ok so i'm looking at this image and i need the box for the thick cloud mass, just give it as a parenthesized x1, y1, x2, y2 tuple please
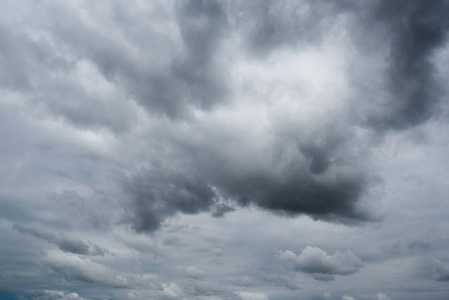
(366, 0, 449, 130)
(1, 0, 449, 299)
(117, 0, 449, 232)
(122, 169, 217, 232)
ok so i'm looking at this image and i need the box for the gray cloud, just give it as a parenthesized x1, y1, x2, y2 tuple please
(2, 1, 449, 299)
(45, 252, 130, 288)
(278, 246, 363, 281)
(432, 259, 449, 281)
(256, 272, 300, 291)
(16, 290, 88, 300)
(51, 0, 228, 120)
(121, 168, 217, 232)
(13, 224, 108, 256)
(376, 293, 391, 300)
(365, 0, 449, 130)
(176, 266, 206, 281)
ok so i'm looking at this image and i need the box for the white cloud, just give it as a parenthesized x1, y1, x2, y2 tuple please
(376, 293, 391, 300)
(45, 251, 130, 287)
(238, 292, 269, 300)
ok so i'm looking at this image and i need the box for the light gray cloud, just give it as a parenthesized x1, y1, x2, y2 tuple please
(13, 224, 108, 256)
(45, 251, 130, 287)
(237, 292, 269, 300)
(376, 293, 391, 300)
(177, 266, 206, 281)
(278, 246, 363, 281)
(21, 290, 89, 300)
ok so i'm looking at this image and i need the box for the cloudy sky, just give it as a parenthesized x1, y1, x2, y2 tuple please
(1, 0, 449, 299)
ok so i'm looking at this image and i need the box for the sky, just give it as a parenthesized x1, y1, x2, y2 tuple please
(1, 0, 449, 299)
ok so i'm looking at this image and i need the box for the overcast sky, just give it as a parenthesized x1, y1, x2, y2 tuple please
(1, 1, 449, 299)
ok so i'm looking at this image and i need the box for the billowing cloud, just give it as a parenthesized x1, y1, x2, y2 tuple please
(278, 246, 363, 281)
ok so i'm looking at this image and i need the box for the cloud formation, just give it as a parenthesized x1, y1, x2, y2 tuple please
(13, 224, 108, 256)
(376, 293, 391, 300)
(366, 0, 449, 130)
(432, 259, 449, 281)
(278, 246, 363, 281)
(1, 0, 449, 299)
(45, 251, 130, 287)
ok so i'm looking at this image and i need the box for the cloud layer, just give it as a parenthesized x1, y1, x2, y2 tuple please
(1, 0, 449, 299)
(278, 246, 363, 281)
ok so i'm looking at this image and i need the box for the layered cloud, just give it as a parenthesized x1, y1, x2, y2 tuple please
(45, 251, 130, 287)
(13, 224, 108, 256)
(278, 246, 363, 281)
(432, 259, 449, 281)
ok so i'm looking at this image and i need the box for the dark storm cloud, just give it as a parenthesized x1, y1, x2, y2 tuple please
(216, 167, 369, 223)
(121, 133, 372, 233)
(367, 0, 449, 130)
(432, 259, 449, 281)
(278, 246, 363, 281)
(13, 225, 108, 256)
(121, 168, 217, 232)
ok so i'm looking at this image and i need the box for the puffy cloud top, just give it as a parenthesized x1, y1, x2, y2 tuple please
(278, 246, 363, 281)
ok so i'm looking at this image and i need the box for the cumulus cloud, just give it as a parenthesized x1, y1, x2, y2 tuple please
(342, 296, 356, 300)
(7, 0, 446, 235)
(278, 246, 363, 281)
(116, 0, 447, 233)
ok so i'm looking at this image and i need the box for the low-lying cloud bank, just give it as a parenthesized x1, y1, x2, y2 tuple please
(278, 246, 363, 281)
